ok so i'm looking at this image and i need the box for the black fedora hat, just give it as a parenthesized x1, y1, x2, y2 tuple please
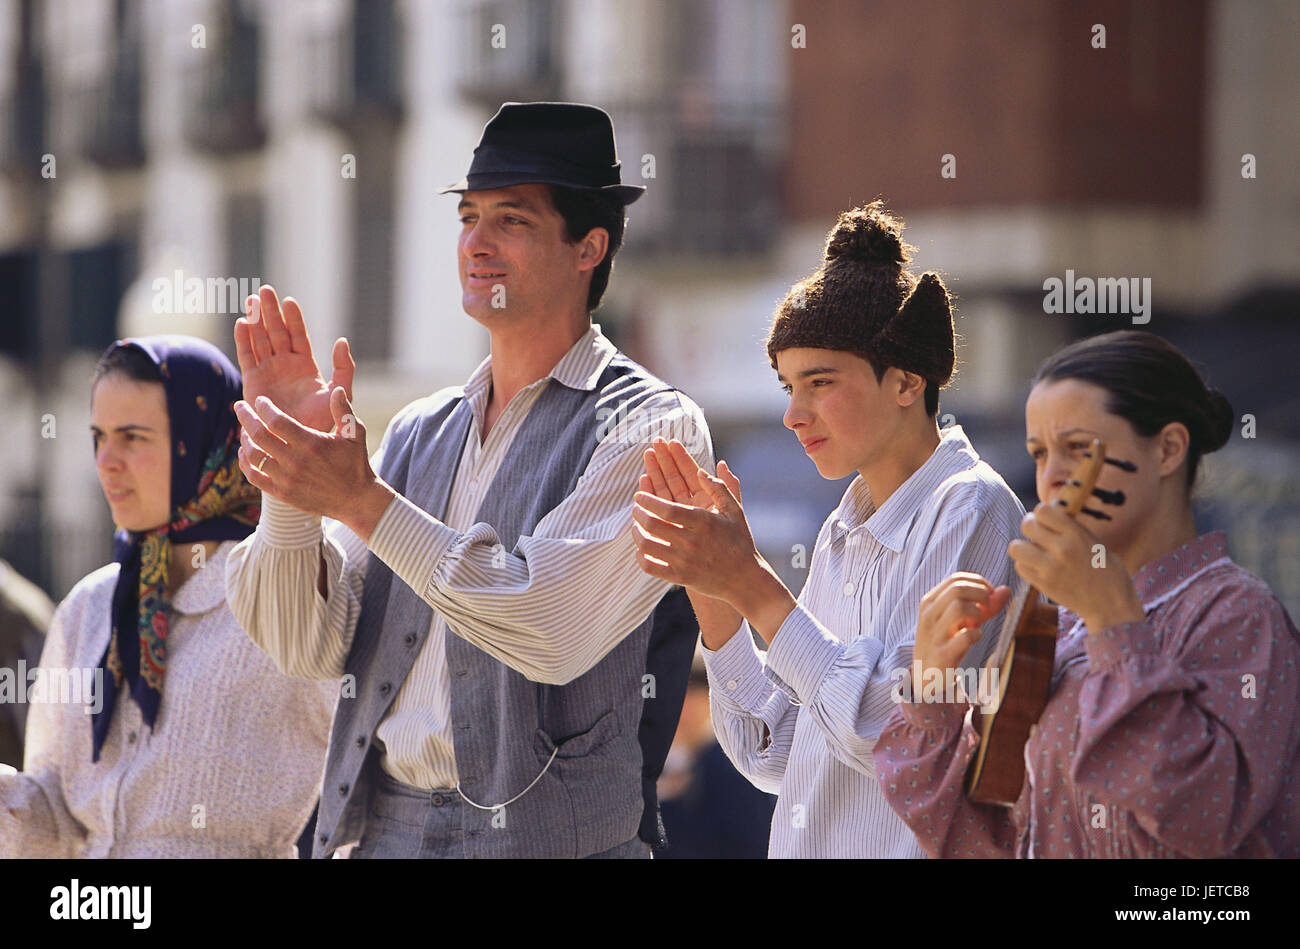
(439, 102, 645, 205)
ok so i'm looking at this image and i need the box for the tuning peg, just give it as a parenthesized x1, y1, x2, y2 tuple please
(1104, 457, 1137, 472)
(1079, 507, 1113, 521)
(1091, 487, 1125, 505)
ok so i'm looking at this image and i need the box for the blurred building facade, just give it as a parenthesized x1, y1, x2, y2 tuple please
(0, 0, 1296, 618)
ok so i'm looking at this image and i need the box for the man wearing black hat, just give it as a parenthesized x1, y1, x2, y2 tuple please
(226, 103, 712, 858)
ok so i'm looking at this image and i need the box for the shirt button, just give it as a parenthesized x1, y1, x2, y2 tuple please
(127, 731, 137, 744)
(843, 581, 855, 596)
(726, 679, 738, 691)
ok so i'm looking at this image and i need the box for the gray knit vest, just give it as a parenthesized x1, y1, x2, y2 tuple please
(313, 354, 676, 857)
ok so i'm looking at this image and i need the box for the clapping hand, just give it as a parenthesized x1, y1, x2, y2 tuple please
(234, 285, 354, 434)
(632, 438, 753, 601)
(632, 438, 795, 644)
(635, 439, 743, 629)
(232, 286, 394, 540)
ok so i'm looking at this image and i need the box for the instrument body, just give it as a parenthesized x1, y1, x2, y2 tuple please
(966, 440, 1109, 807)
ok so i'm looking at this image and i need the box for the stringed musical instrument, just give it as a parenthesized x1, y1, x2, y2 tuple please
(966, 439, 1131, 806)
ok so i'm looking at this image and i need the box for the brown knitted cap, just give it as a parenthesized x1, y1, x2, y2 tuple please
(767, 202, 955, 388)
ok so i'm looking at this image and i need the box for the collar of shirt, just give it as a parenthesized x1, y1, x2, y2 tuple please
(1127, 529, 1230, 605)
(829, 424, 981, 553)
(170, 541, 231, 617)
(461, 323, 617, 430)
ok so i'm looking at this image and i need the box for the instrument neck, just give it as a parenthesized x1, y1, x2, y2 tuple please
(994, 579, 1043, 660)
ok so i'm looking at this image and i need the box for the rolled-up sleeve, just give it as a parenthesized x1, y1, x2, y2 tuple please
(365, 391, 714, 686)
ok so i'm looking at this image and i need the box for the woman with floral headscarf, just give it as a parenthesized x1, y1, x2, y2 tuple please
(0, 336, 336, 858)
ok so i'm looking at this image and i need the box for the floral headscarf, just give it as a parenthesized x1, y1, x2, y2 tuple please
(92, 336, 260, 762)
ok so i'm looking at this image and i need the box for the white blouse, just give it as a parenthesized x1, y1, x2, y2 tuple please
(0, 541, 337, 858)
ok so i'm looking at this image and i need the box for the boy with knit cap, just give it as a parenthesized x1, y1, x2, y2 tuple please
(632, 202, 1025, 857)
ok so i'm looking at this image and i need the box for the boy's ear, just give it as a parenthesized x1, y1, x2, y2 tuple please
(895, 368, 927, 407)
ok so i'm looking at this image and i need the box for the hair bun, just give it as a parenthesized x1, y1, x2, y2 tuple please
(1201, 387, 1235, 453)
(824, 201, 914, 267)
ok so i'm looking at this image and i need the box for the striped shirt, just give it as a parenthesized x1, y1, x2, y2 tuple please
(226, 324, 712, 790)
(702, 425, 1025, 857)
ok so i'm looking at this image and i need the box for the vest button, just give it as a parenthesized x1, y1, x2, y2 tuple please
(379, 682, 392, 694)
(355, 735, 366, 748)
(456, 669, 468, 677)
(404, 633, 416, 647)
(319, 833, 328, 845)
(338, 783, 349, 797)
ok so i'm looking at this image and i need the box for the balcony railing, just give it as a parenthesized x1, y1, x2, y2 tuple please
(606, 95, 783, 257)
(182, 13, 265, 155)
(455, 0, 560, 105)
(0, 82, 46, 176)
(305, 0, 404, 131)
(61, 49, 145, 169)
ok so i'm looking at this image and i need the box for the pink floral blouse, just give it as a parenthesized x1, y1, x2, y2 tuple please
(874, 531, 1300, 858)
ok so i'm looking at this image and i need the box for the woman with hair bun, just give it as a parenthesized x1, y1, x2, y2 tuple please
(876, 329, 1300, 858)
(631, 202, 1025, 857)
